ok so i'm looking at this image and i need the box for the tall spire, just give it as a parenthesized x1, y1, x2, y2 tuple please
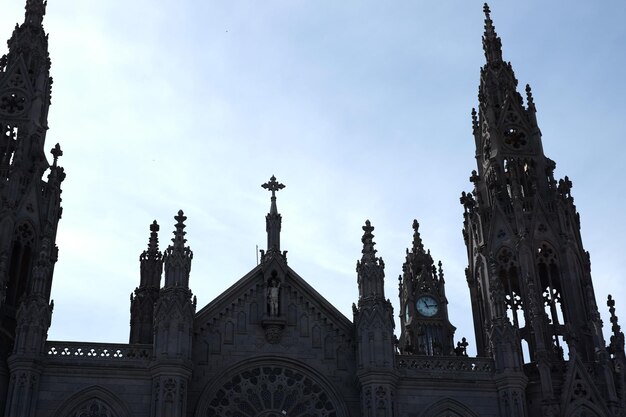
(163, 210, 193, 288)
(482, 3, 503, 64)
(262, 175, 285, 253)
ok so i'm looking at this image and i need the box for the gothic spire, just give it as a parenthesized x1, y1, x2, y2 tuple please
(360, 220, 377, 263)
(139, 220, 163, 288)
(482, 3, 503, 65)
(163, 210, 193, 288)
(356, 220, 386, 303)
(24, 0, 47, 27)
(411, 219, 424, 254)
(262, 175, 285, 253)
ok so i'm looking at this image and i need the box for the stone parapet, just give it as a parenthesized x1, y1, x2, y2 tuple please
(45, 341, 152, 363)
(397, 354, 494, 375)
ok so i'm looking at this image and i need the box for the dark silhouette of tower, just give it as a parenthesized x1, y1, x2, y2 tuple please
(461, 4, 623, 415)
(0, 0, 64, 409)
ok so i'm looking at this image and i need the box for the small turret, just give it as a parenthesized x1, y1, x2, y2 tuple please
(399, 220, 456, 356)
(151, 211, 196, 417)
(353, 220, 396, 417)
(130, 221, 163, 344)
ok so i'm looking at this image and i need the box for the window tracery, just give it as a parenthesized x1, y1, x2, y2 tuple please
(69, 399, 114, 417)
(205, 366, 338, 417)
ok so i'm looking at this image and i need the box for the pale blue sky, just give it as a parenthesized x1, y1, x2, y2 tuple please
(1, 1, 625, 356)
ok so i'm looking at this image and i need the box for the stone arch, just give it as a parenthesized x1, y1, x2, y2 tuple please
(194, 356, 349, 417)
(53, 386, 131, 417)
(419, 398, 479, 417)
(563, 401, 606, 417)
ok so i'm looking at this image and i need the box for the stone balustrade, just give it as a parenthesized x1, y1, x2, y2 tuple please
(45, 342, 152, 362)
(396, 354, 494, 374)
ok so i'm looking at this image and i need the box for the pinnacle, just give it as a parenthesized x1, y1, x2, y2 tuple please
(483, 3, 491, 20)
(482, 3, 503, 65)
(25, 0, 47, 26)
(51, 143, 62, 166)
(172, 210, 187, 249)
(525, 84, 535, 110)
(361, 220, 377, 259)
(140, 220, 162, 263)
(411, 219, 424, 253)
(148, 220, 160, 252)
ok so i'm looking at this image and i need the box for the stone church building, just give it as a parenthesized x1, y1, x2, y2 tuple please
(0, 1, 624, 416)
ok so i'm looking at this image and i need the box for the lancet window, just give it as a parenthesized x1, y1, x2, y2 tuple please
(496, 248, 523, 328)
(536, 243, 564, 328)
(6, 222, 35, 306)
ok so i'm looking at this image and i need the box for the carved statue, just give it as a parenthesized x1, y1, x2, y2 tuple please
(267, 279, 281, 316)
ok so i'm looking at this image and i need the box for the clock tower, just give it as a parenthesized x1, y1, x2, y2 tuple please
(399, 220, 456, 356)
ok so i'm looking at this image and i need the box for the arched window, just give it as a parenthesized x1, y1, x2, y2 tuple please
(53, 386, 130, 417)
(536, 242, 566, 357)
(495, 248, 523, 329)
(7, 221, 35, 307)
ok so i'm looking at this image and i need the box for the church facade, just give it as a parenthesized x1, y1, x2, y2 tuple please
(0, 1, 624, 416)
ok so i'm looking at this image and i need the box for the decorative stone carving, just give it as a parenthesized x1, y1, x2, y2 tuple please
(205, 365, 338, 417)
(70, 399, 114, 417)
(262, 318, 286, 344)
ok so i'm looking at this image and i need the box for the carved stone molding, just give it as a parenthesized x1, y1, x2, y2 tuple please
(261, 317, 286, 344)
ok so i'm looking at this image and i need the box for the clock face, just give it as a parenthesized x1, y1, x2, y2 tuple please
(416, 296, 439, 317)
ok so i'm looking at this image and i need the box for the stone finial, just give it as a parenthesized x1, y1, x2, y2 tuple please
(139, 221, 163, 289)
(262, 175, 286, 255)
(262, 175, 285, 198)
(356, 220, 387, 304)
(482, 3, 503, 64)
(25, 0, 47, 26)
(360, 220, 377, 262)
(525, 84, 535, 111)
(437, 261, 445, 283)
(172, 210, 187, 248)
(140, 221, 162, 262)
(608, 295, 625, 353)
(50, 143, 62, 166)
(471, 108, 478, 133)
(262, 175, 285, 215)
(163, 210, 193, 288)
(411, 219, 425, 254)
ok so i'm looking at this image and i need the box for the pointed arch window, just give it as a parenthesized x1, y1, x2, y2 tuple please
(536, 242, 566, 357)
(496, 248, 524, 328)
(70, 399, 115, 417)
(6, 221, 35, 307)
(536, 243, 564, 324)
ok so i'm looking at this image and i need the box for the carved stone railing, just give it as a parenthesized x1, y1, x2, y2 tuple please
(396, 354, 494, 375)
(45, 342, 152, 363)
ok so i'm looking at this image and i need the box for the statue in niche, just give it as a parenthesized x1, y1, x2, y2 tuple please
(267, 278, 281, 317)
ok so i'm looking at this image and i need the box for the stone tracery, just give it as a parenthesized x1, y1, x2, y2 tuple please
(205, 366, 338, 417)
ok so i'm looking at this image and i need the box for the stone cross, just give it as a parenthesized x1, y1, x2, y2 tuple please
(262, 175, 285, 198)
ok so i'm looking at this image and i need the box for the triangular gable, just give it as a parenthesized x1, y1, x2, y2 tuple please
(194, 260, 354, 342)
(560, 355, 611, 417)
